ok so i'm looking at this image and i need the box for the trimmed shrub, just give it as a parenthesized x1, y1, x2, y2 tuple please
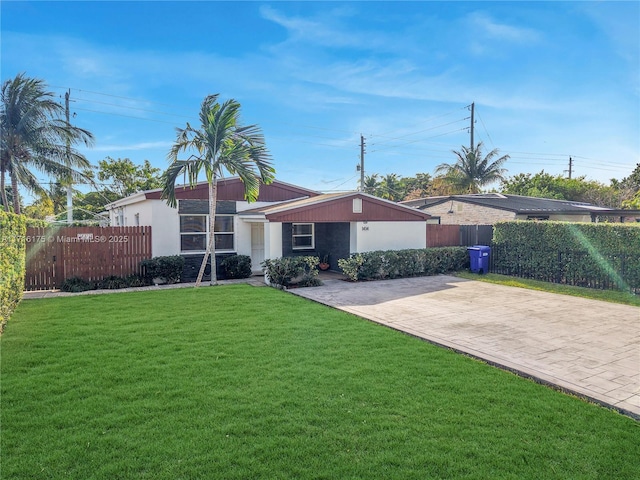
(493, 221, 640, 293)
(61, 276, 95, 293)
(61, 274, 148, 292)
(0, 211, 26, 333)
(338, 247, 468, 282)
(140, 255, 185, 284)
(262, 256, 321, 289)
(221, 254, 253, 279)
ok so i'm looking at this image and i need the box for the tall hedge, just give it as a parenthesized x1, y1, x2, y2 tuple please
(0, 211, 27, 333)
(493, 221, 640, 292)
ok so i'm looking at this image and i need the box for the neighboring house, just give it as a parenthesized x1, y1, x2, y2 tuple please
(106, 177, 432, 280)
(401, 194, 640, 225)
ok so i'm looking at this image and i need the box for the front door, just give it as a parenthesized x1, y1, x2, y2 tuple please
(250, 223, 265, 273)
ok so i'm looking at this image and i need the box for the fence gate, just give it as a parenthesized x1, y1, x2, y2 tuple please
(460, 225, 493, 246)
(24, 226, 152, 291)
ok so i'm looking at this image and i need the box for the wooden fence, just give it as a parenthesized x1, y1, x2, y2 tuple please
(25, 226, 152, 291)
(426, 224, 493, 247)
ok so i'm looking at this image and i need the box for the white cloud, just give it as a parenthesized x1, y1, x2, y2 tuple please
(467, 11, 542, 44)
(259, 4, 398, 53)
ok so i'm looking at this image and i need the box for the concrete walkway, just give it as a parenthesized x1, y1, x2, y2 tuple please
(22, 277, 266, 299)
(290, 275, 640, 419)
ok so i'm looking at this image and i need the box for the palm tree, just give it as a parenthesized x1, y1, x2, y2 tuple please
(1, 73, 94, 214)
(162, 94, 275, 286)
(379, 173, 404, 201)
(435, 142, 509, 194)
(360, 173, 380, 195)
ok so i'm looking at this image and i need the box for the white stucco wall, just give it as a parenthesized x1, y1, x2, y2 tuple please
(108, 199, 180, 257)
(150, 201, 180, 256)
(350, 221, 427, 253)
(236, 218, 254, 257)
(264, 222, 283, 259)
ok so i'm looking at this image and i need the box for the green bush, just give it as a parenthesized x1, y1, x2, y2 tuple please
(338, 247, 469, 282)
(493, 221, 640, 293)
(221, 255, 253, 279)
(97, 275, 129, 290)
(262, 256, 321, 289)
(124, 274, 147, 288)
(140, 255, 185, 284)
(61, 276, 95, 293)
(61, 274, 148, 292)
(0, 211, 26, 333)
(24, 218, 48, 228)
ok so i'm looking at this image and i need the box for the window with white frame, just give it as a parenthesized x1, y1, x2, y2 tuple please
(214, 215, 235, 251)
(292, 223, 314, 250)
(180, 215, 208, 252)
(179, 214, 235, 252)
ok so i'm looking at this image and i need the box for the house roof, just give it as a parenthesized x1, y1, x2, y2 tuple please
(401, 193, 639, 218)
(106, 177, 320, 209)
(240, 191, 432, 222)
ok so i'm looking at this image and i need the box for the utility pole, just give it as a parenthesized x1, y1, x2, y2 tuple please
(568, 156, 573, 179)
(359, 134, 365, 191)
(65, 89, 73, 224)
(469, 102, 475, 149)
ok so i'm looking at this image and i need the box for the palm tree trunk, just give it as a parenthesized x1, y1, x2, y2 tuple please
(1, 168, 9, 212)
(195, 178, 218, 286)
(10, 170, 21, 214)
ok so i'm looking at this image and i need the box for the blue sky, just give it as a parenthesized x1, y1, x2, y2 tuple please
(2, 1, 639, 196)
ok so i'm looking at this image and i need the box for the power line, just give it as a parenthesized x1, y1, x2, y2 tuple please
(73, 97, 193, 119)
(369, 127, 469, 153)
(73, 106, 178, 125)
(369, 117, 469, 148)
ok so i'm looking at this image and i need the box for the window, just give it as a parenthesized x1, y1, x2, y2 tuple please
(115, 208, 124, 226)
(214, 215, 235, 251)
(180, 214, 235, 252)
(292, 223, 314, 249)
(180, 215, 207, 252)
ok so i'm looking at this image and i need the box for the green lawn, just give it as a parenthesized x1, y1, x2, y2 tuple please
(2, 286, 638, 479)
(456, 271, 640, 307)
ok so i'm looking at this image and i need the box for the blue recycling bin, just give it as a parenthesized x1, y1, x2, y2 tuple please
(467, 245, 491, 274)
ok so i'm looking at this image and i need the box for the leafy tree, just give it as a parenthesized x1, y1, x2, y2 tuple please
(73, 190, 119, 222)
(22, 195, 54, 220)
(436, 142, 509, 194)
(501, 171, 565, 199)
(0, 73, 94, 214)
(97, 157, 162, 197)
(614, 163, 640, 209)
(402, 173, 433, 200)
(501, 171, 624, 207)
(162, 94, 275, 286)
(622, 191, 640, 209)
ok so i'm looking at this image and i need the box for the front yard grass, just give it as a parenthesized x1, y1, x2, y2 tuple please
(2, 286, 638, 479)
(456, 271, 640, 307)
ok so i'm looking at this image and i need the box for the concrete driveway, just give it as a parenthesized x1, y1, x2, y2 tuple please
(290, 275, 640, 419)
